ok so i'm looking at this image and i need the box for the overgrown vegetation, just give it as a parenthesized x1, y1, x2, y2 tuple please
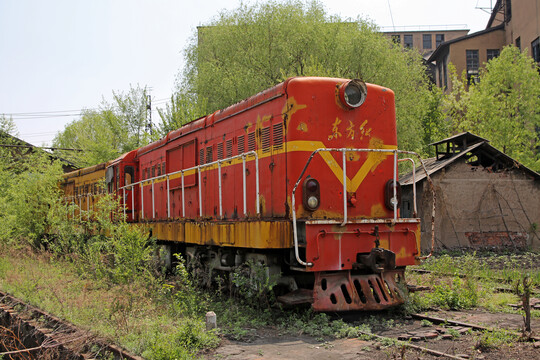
(406, 251, 540, 318)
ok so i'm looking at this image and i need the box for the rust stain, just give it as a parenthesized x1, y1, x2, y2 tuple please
(281, 97, 307, 124)
(297, 122, 308, 132)
(367, 137, 390, 173)
(370, 203, 386, 218)
(346, 151, 361, 161)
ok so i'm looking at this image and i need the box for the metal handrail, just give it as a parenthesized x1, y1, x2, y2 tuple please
(291, 148, 435, 267)
(119, 151, 260, 220)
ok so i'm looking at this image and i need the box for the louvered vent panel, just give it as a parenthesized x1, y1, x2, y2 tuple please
(238, 135, 245, 154)
(262, 127, 271, 152)
(199, 148, 204, 165)
(206, 146, 213, 163)
(273, 122, 283, 150)
(226, 139, 233, 158)
(248, 132, 256, 151)
(217, 143, 224, 160)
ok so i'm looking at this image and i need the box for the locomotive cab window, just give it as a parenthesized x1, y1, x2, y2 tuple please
(105, 167, 114, 193)
(125, 166, 134, 185)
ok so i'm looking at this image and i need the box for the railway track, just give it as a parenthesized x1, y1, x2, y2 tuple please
(353, 311, 540, 360)
(0, 290, 143, 360)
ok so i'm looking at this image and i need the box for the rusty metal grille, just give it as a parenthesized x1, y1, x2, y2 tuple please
(217, 142, 224, 160)
(248, 132, 256, 151)
(261, 127, 271, 152)
(206, 146, 213, 163)
(226, 139, 233, 157)
(199, 148, 204, 165)
(237, 135, 245, 154)
(273, 123, 283, 150)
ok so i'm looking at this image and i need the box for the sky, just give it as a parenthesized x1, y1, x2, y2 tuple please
(0, 0, 494, 147)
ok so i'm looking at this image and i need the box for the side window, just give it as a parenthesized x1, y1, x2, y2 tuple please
(125, 166, 134, 185)
(152, 165, 156, 178)
(161, 162, 166, 176)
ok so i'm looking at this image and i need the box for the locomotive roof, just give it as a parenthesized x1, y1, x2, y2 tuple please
(136, 77, 377, 157)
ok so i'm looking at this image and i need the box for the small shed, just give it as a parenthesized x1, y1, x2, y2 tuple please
(400, 132, 540, 251)
(0, 131, 78, 173)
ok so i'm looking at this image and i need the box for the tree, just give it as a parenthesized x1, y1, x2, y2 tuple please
(53, 85, 154, 167)
(157, 88, 208, 136)
(178, 0, 434, 153)
(444, 46, 540, 171)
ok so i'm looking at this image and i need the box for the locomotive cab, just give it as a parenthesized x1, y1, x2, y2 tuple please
(279, 78, 424, 311)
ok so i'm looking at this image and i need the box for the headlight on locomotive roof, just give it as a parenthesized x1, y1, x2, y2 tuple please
(339, 79, 367, 109)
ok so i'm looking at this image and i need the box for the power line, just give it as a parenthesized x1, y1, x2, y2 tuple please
(1, 97, 171, 120)
(0, 144, 83, 152)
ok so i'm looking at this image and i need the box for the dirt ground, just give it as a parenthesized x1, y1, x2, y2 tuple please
(207, 309, 540, 360)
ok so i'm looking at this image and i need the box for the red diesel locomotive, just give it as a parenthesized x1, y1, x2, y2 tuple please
(64, 77, 428, 311)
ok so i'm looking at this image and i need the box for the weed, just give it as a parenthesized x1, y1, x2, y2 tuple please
(446, 327, 461, 338)
(420, 319, 433, 327)
(230, 260, 277, 310)
(475, 329, 518, 351)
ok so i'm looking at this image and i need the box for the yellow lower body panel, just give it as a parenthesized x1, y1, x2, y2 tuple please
(147, 220, 293, 249)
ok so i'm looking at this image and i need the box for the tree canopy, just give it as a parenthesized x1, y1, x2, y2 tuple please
(444, 46, 540, 171)
(179, 0, 436, 153)
(53, 86, 153, 167)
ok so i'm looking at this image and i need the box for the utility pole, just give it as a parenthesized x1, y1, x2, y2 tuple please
(146, 94, 153, 135)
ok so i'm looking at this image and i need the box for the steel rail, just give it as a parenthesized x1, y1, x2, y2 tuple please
(0, 290, 144, 360)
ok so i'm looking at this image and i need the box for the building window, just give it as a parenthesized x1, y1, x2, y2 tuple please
(423, 34, 432, 49)
(505, 0, 512, 22)
(531, 37, 540, 63)
(391, 35, 401, 44)
(435, 34, 445, 48)
(487, 49, 500, 61)
(466, 49, 479, 84)
(404, 35, 413, 49)
(515, 36, 521, 50)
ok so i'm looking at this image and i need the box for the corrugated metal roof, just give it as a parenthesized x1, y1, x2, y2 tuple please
(400, 140, 539, 186)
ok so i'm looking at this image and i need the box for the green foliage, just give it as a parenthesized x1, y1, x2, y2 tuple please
(444, 46, 540, 171)
(157, 90, 208, 136)
(407, 254, 483, 311)
(0, 150, 64, 247)
(230, 260, 277, 309)
(160, 255, 207, 317)
(68, 195, 156, 284)
(421, 88, 450, 156)
(182, 0, 433, 153)
(53, 85, 154, 167)
(475, 329, 518, 351)
(142, 319, 219, 360)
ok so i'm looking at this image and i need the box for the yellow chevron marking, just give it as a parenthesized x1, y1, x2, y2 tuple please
(287, 139, 396, 192)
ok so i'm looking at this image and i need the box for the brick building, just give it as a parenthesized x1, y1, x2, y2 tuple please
(400, 133, 540, 251)
(428, 0, 540, 91)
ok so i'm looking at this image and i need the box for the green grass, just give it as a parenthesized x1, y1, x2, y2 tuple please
(0, 247, 218, 359)
(405, 251, 539, 316)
